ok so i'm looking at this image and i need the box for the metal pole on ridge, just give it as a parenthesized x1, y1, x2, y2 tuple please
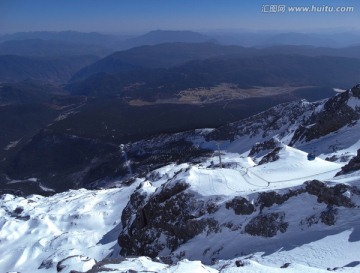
(217, 142, 222, 169)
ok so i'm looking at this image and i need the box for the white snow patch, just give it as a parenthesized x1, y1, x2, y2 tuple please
(314, 103, 324, 114)
(0, 180, 141, 273)
(39, 183, 55, 193)
(347, 96, 360, 110)
(195, 128, 216, 135)
(333, 88, 346, 93)
(4, 139, 21, 150)
(7, 177, 38, 184)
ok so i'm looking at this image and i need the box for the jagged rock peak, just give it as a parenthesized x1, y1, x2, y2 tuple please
(336, 149, 360, 176)
(258, 146, 283, 165)
(248, 138, 283, 158)
(207, 99, 316, 142)
(290, 85, 360, 145)
(350, 83, 360, 98)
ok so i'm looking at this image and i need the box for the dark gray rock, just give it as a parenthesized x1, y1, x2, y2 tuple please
(235, 260, 245, 267)
(226, 196, 255, 215)
(351, 84, 360, 98)
(245, 212, 289, 237)
(320, 207, 338, 226)
(281, 263, 291, 268)
(118, 180, 221, 258)
(248, 138, 281, 158)
(258, 147, 282, 165)
(118, 176, 360, 261)
(301, 214, 319, 227)
(290, 87, 360, 144)
(38, 259, 54, 270)
(256, 189, 304, 212)
(207, 100, 315, 142)
(56, 255, 96, 273)
(336, 149, 360, 176)
(121, 191, 148, 230)
(204, 199, 221, 214)
(305, 180, 355, 208)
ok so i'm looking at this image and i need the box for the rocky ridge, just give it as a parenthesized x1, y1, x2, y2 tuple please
(118, 168, 360, 263)
(205, 84, 360, 158)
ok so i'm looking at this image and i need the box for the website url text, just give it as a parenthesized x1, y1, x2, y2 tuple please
(261, 5, 355, 13)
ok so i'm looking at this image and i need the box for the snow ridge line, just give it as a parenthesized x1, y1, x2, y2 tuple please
(245, 166, 341, 184)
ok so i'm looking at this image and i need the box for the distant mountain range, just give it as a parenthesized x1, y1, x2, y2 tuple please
(263, 31, 360, 47)
(118, 30, 216, 49)
(69, 43, 252, 82)
(0, 30, 215, 52)
(0, 80, 64, 105)
(0, 55, 98, 83)
(0, 30, 126, 47)
(1, 29, 360, 84)
(69, 42, 360, 85)
(2, 30, 360, 48)
(0, 39, 111, 57)
(2, 40, 360, 85)
(68, 54, 360, 100)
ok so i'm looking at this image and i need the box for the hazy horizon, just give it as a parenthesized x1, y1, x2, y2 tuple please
(2, 27, 360, 37)
(1, 0, 359, 34)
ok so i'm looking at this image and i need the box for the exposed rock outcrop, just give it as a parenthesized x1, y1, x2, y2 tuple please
(258, 147, 282, 165)
(248, 138, 281, 158)
(290, 86, 360, 144)
(56, 255, 96, 273)
(244, 212, 289, 237)
(207, 99, 315, 142)
(336, 149, 360, 176)
(305, 180, 355, 208)
(118, 175, 360, 261)
(256, 189, 305, 211)
(119, 180, 221, 258)
(320, 207, 338, 226)
(225, 196, 255, 215)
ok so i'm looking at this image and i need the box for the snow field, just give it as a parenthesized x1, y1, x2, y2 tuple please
(184, 146, 344, 197)
(0, 184, 140, 273)
(0, 144, 358, 272)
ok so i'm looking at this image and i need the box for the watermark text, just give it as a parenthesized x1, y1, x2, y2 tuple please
(261, 5, 355, 13)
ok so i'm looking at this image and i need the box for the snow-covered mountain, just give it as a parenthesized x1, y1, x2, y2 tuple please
(1, 84, 360, 273)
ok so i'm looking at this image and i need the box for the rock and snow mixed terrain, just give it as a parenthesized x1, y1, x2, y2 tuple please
(1, 85, 360, 273)
(0, 185, 136, 272)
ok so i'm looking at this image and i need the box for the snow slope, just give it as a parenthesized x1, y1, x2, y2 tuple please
(91, 254, 359, 273)
(1, 147, 359, 272)
(184, 146, 343, 196)
(117, 136, 360, 272)
(0, 182, 140, 273)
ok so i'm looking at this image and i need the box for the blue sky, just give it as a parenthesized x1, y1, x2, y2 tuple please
(1, 0, 359, 34)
